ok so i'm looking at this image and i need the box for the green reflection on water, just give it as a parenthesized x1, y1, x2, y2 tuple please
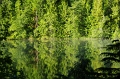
(0, 38, 113, 79)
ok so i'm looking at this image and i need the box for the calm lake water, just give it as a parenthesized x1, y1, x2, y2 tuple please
(0, 38, 120, 79)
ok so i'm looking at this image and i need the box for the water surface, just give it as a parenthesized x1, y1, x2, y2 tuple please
(1, 38, 119, 79)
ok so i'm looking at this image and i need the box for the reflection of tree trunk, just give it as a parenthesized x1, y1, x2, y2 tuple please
(35, 50, 38, 62)
(32, 49, 39, 68)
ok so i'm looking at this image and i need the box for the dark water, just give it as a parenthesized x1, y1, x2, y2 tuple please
(0, 38, 120, 79)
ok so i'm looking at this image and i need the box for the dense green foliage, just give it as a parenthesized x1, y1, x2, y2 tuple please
(0, 0, 120, 39)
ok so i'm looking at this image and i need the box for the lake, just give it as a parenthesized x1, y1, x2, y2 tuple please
(0, 38, 120, 79)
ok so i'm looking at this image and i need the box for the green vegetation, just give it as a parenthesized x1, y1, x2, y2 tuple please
(0, 0, 119, 39)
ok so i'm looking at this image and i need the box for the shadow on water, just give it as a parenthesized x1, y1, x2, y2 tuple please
(0, 40, 25, 79)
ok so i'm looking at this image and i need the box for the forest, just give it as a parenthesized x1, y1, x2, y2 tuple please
(0, 0, 120, 40)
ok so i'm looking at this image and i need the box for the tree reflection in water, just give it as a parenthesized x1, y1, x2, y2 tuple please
(67, 42, 94, 79)
(0, 41, 25, 79)
(95, 39, 120, 79)
(55, 41, 95, 79)
(1, 39, 120, 79)
(55, 39, 120, 79)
